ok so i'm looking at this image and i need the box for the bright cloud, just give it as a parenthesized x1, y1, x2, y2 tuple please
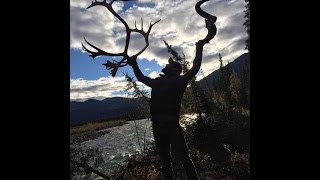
(148, 71, 159, 79)
(70, 76, 129, 101)
(70, 75, 152, 101)
(71, 0, 248, 73)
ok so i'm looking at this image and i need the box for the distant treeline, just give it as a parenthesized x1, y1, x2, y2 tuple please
(71, 109, 150, 128)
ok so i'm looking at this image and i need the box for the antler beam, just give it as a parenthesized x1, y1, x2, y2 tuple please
(82, 37, 124, 59)
(82, 0, 160, 77)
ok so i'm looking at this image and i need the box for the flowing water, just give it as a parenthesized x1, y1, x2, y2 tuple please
(75, 114, 198, 179)
(81, 118, 154, 176)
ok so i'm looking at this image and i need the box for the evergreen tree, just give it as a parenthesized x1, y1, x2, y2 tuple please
(242, 0, 250, 109)
(241, 55, 250, 108)
(163, 40, 205, 118)
(216, 54, 232, 99)
(229, 70, 243, 107)
(243, 0, 250, 51)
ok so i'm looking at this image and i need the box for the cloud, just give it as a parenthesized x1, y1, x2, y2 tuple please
(70, 0, 249, 95)
(70, 76, 129, 101)
(70, 75, 153, 101)
(148, 71, 160, 79)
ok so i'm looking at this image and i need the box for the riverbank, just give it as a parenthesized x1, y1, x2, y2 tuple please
(71, 111, 250, 179)
(109, 114, 250, 179)
(71, 119, 128, 134)
(70, 119, 128, 144)
(71, 119, 154, 179)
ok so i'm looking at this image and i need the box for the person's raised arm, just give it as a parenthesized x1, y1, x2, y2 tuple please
(180, 40, 205, 84)
(128, 59, 158, 88)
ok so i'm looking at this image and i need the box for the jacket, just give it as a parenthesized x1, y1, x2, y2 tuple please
(132, 45, 203, 118)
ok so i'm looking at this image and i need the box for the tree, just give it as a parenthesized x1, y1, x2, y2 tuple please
(124, 72, 150, 105)
(229, 70, 243, 107)
(242, 0, 250, 109)
(243, 0, 250, 51)
(163, 40, 206, 118)
(241, 55, 250, 108)
(216, 54, 232, 102)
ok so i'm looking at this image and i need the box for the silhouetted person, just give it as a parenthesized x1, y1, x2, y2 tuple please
(128, 39, 207, 180)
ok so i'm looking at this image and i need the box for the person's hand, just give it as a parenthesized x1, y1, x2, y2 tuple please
(196, 40, 205, 47)
(127, 58, 137, 67)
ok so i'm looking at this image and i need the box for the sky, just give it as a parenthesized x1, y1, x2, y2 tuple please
(70, 0, 248, 102)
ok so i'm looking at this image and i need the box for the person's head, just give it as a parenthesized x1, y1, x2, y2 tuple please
(161, 57, 182, 75)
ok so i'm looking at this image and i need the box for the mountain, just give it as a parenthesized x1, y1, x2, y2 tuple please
(70, 97, 145, 126)
(198, 53, 249, 88)
(70, 53, 249, 126)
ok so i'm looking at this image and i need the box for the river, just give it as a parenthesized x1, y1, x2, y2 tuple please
(81, 118, 153, 176)
(76, 114, 198, 179)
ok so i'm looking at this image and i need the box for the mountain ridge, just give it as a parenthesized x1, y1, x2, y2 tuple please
(70, 97, 146, 126)
(70, 53, 249, 126)
(199, 53, 249, 88)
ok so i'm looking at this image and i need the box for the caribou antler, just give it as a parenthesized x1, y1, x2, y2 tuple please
(195, 0, 217, 44)
(82, 0, 161, 77)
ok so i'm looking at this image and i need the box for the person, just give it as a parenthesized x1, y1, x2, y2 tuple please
(129, 40, 205, 180)
(128, 39, 206, 180)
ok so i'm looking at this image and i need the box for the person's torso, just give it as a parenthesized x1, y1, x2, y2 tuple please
(150, 75, 187, 117)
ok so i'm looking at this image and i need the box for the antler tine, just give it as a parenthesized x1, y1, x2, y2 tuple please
(110, 0, 138, 5)
(133, 19, 161, 57)
(147, 19, 161, 34)
(82, 42, 97, 59)
(82, 37, 123, 59)
(130, 19, 161, 36)
(141, 18, 143, 31)
(102, 57, 127, 77)
(87, 0, 108, 9)
(112, 57, 128, 77)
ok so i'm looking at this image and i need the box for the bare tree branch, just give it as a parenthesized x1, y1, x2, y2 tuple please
(71, 159, 110, 180)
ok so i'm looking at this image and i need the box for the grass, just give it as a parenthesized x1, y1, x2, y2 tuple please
(70, 119, 128, 135)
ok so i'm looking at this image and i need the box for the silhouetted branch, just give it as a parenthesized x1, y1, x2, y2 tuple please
(71, 159, 110, 180)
